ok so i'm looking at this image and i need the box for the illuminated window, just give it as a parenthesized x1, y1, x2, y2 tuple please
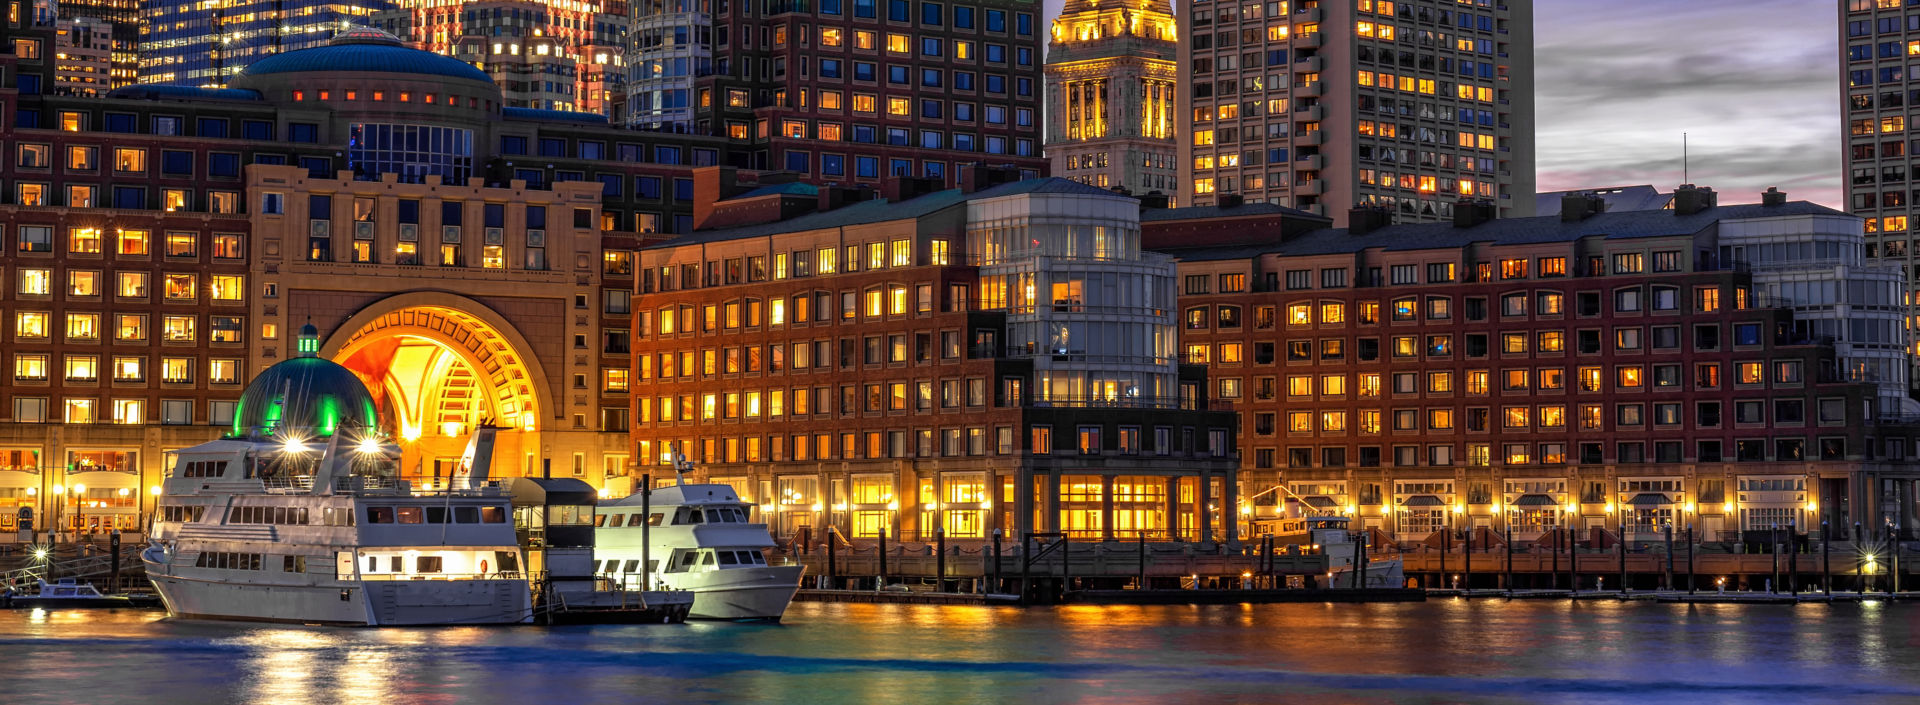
(163, 274, 197, 301)
(65, 354, 98, 382)
(887, 33, 910, 53)
(821, 27, 844, 46)
(1616, 366, 1644, 388)
(66, 313, 100, 341)
(161, 358, 192, 384)
(163, 315, 195, 342)
(16, 312, 49, 339)
(888, 97, 911, 116)
(112, 357, 143, 382)
(14, 353, 47, 381)
(116, 272, 147, 298)
(68, 227, 102, 254)
(210, 275, 244, 301)
(68, 270, 100, 297)
(113, 148, 146, 173)
(209, 359, 240, 385)
(63, 399, 96, 424)
(115, 314, 145, 342)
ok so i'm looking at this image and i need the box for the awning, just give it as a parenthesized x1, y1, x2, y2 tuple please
(1513, 494, 1559, 507)
(1301, 496, 1338, 508)
(1628, 492, 1673, 507)
(1400, 494, 1445, 507)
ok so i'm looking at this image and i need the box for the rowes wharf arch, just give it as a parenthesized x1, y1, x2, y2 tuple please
(324, 294, 552, 486)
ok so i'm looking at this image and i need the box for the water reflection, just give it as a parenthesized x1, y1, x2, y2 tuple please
(0, 602, 1917, 705)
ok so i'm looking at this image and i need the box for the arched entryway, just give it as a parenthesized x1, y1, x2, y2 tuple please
(322, 293, 551, 485)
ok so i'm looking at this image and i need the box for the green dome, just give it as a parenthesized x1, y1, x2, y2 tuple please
(230, 327, 380, 439)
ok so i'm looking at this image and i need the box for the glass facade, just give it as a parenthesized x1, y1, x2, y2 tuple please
(347, 123, 476, 184)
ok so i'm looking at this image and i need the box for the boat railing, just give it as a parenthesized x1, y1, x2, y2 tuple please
(356, 571, 524, 582)
(262, 476, 315, 493)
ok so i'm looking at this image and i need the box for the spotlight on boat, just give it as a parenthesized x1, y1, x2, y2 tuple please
(32, 548, 48, 561)
(282, 438, 307, 455)
(356, 437, 382, 455)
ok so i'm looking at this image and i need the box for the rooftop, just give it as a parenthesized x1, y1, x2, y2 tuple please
(240, 27, 493, 84)
(1533, 185, 1674, 214)
(1138, 201, 1324, 223)
(1157, 201, 1851, 262)
(649, 177, 1130, 249)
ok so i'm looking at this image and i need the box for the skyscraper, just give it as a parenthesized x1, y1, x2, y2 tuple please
(1177, 0, 1533, 224)
(371, 0, 631, 114)
(1841, 0, 1920, 395)
(676, 0, 1050, 185)
(138, 0, 394, 86)
(1043, 0, 1179, 196)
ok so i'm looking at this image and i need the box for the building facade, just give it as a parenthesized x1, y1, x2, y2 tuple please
(680, 0, 1050, 186)
(137, 0, 396, 86)
(371, 0, 630, 114)
(1841, 0, 1920, 395)
(1177, 0, 1535, 224)
(51, 16, 112, 97)
(1146, 188, 1920, 544)
(1042, 0, 1179, 196)
(629, 169, 1239, 542)
(0, 25, 728, 535)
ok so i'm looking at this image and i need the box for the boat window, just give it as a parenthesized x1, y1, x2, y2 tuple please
(622, 560, 639, 572)
(453, 506, 479, 523)
(700, 551, 715, 566)
(481, 506, 507, 523)
(425, 507, 448, 524)
(705, 508, 728, 523)
(718, 551, 739, 565)
(608, 514, 624, 528)
(365, 556, 379, 572)
(494, 551, 519, 573)
(396, 507, 424, 524)
(388, 556, 404, 572)
(648, 559, 660, 574)
(417, 556, 443, 573)
(367, 506, 395, 524)
(683, 508, 703, 524)
(648, 512, 664, 526)
(595, 513, 610, 527)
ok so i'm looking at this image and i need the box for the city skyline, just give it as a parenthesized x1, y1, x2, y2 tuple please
(1033, 0, 1843, 207)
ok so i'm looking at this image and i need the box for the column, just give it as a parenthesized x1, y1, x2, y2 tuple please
(1013, 466, 1034, 539)
(1045, 471, 1062, 533)
(1164, 476, 1180, 541)
(1199, 472, 1214, 544)
(1101, 475, 1116, 542)
(1223, 465, 1240, 546)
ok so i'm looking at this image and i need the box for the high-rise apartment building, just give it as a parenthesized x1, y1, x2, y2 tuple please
(1841, 0, 1920, 395)
(51, 0, 136, 88)
(51, 16, 112, 97)
(1177, 0, 1533, 224)
(674, 0, 1050, 185)
(372, 0, 630, 114)
(138, 0, 395, 86)
(1042, 0, 1179, 196)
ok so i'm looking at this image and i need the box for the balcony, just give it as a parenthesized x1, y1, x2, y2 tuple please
(1296, 153, 1326, 170)
(1296, 179, 1326, 196)
(1295, 80, 1323, 97)
(1297, 104, 1326, 121)
(1293, 55, 1323, 73)
(1296, 6, 1324, 22)
(1295, 32, 1322, 49)
(1297, 130, 1325, 146)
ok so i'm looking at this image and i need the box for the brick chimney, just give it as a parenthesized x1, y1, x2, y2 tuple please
(883, 176, 947, 203)
(818, 185, 876, 212)
(961, 163, 1022, 193)
(1673, 184, 1717, 215)
(1348, 206, 1393, 235)
(1559, 192, 1606, 222)
(1761, 187, 1787, 207)
(1215, 193, 1245, 208)
(692, 166, 741, 231)
(1452, 199, 1497, 228)
(1136, 191, 1171, 210)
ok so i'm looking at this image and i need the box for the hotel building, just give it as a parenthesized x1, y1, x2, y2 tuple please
(1042, 0, 1179, 195)
(0, 25, 726, 535)
(137, 0, 397, 86)
(1146, 188, 1920, 543)
(629, 169, 1239, 542)
(1177, 0, 1534, 224)
(1841, 0, 1920, 395)
(370, 0, 631, 114)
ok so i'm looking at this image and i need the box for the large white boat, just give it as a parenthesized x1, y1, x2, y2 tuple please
(141, 325, 532, 626)
(594, 480, 801, 621)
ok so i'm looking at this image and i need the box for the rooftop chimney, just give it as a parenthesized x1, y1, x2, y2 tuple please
(962, 163, 1022, 193)
(883, 175, 946, 203)
(818, 185, 876, 213)
(1452, 199, 1497, 228)
(1216, 193, 1245, 209)
(1348, 206, 1393, 235)
(1559, 192, 1607, 222)
(1673, 184, 1717, 216)
(1761, 187, 1787, 207)
(1136, 191, 1171, 210)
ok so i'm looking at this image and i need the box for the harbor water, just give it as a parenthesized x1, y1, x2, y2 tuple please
(4, 599, 1919, 704)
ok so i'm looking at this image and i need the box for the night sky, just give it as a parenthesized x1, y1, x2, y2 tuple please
(1040, 0, 1843, 207)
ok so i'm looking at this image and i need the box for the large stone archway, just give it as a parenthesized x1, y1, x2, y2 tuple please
(319, 292, 553, 484)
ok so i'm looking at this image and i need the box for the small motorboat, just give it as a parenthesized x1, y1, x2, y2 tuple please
(7, 578, 138, 609)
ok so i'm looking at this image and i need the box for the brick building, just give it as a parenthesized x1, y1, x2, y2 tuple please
(1146, 187, 1920, 544)
(629, 168, 1238, 542)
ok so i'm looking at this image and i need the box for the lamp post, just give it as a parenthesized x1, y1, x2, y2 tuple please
(73, 483, 86, 543)
(1615, 502, 1627, 594)
(1459, 503, 1471, 593)
(1822, 520, 1832, 596)
(1439, 506, 1449, 592)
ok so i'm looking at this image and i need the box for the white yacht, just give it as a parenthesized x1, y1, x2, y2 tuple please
(142, 325, 533, 626)
(594, 479, 801, 621)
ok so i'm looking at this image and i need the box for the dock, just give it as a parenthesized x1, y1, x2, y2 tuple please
(1070, 588, 1425, 605)
(794, 589, 1019, 605)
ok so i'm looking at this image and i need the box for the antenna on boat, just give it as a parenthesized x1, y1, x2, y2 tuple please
(668, 444, 692, 486)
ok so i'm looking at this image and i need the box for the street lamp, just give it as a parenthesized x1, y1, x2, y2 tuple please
(73, 483, 86, 539)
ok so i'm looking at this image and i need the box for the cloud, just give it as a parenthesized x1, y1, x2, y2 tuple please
(1534, 0, 1841, 206)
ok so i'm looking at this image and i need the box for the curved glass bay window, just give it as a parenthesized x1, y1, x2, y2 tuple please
(968, 191, 1179, 408)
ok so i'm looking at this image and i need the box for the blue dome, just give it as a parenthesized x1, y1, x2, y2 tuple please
(241, 28, 492, 84)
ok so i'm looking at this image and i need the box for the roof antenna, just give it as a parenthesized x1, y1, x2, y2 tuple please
(1682, 132, 1689, 185)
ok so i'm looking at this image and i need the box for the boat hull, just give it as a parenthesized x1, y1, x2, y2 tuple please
(149, 572, 533, 626)
(656, 566, 802, 621)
